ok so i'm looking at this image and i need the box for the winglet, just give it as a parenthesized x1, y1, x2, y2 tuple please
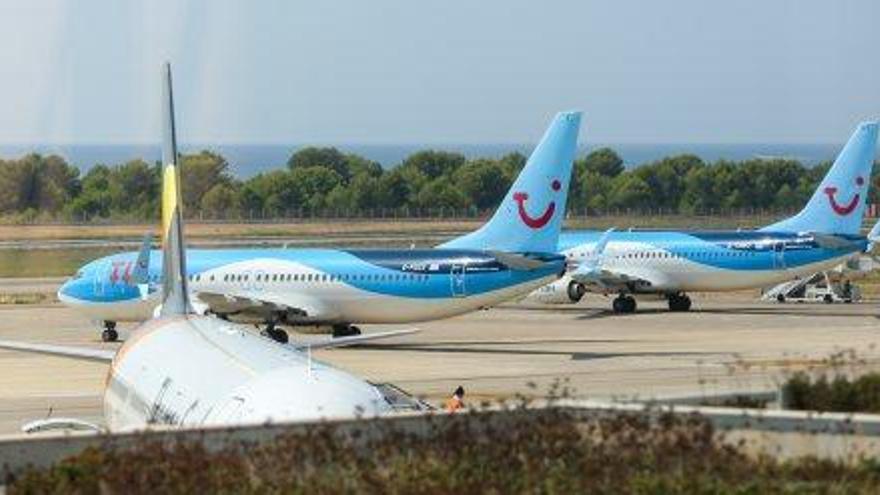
(571, 228, 614, 282)
(132, 233, 152, 300)
(868, 218, 880, 243)
(159, 63, 193, 316)
(866, 218, 880, 252)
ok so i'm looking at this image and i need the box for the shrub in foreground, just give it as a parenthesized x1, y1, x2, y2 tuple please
(7, 408, 880, 494)
(783, 371, 880, 413)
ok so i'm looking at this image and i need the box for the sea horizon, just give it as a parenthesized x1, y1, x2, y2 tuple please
(0, 142, 851, 179)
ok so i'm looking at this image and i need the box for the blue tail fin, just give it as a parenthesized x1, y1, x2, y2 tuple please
(762, 121, 878, 235)
(439, 111, 582, 253)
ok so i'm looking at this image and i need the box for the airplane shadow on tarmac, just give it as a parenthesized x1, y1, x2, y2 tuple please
(355, 342, 719, 362)
(691, 306, 873, 318)
(512, 305, 874, 320)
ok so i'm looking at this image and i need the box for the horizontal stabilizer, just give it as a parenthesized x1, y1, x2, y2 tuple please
(489, 251, 548, 271)
(289, 328, 419, 351)
(22, 418, 104, 434)
(810, 233, 861, 250)
(0, 339, 115, 363)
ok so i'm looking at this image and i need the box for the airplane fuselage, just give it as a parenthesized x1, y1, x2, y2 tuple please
(558, 230, 866, 294)
(60, 248, 564, 324)
(105, 315, 392, 430)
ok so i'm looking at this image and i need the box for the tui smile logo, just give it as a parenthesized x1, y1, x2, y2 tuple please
(513, 179, 561, 229)
(824, 176, 864, 216)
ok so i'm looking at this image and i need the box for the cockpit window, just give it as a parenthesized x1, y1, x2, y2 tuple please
(72, 271, 85, 280)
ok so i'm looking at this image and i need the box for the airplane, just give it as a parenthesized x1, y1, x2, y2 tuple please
(58, 111, 582, 343)
(526, 121, 879, 313)
(0, 64, 417, 432)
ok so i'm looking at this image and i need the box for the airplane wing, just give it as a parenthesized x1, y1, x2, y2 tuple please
(194, 290, 334, 320)
(0, 340, 115, 362)
(132, 233, 152, 299)
(488, 251, 553, 270)
(288, 328, 420, 351)
(573, 268, 643, 291)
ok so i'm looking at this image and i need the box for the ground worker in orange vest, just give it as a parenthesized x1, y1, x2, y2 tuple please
(445, 386, 465, 412)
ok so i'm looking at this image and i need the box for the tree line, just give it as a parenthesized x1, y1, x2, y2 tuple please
(0, 146, 877, 222)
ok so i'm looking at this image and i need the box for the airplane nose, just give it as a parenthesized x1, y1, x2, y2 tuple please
(57, 278, 78, 304)
(57, 279, 70, 299)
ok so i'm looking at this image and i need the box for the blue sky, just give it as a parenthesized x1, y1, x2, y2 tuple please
(0, 0, 877, 145)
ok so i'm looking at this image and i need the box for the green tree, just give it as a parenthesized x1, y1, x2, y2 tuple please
(400, 150, 465, 180)
(609, 174, 653, 210)
(287, 147, 352, 182)
(415, 179, 468, 210)
(581, 147, 624, 177)
(180, 151, 233, 212)
(289, 166, 343, 210)
(377, 170, 411, 208)
(454, 159, 511, 210)
(201, 183, 240, 218)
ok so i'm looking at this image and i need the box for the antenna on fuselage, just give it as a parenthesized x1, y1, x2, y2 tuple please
(158, 62, 193, 317)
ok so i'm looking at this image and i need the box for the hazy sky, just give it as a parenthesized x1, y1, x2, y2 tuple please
(0, 0, 878, 145)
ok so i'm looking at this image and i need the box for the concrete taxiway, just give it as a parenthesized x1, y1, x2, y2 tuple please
(0, 294, 878, 436)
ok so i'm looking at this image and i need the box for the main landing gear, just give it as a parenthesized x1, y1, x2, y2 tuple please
(260, 321, 289, 344)
(667, 293, 692, 312)
(332, 324, 362, 338)
(101, 321, 119, 343)
(612, 294, 637, 314)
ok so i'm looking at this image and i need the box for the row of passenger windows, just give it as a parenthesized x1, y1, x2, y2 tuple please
(186, 272, 431, 284)
(570, 250, 760, 260)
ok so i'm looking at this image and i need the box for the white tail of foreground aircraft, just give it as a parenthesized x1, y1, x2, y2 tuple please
(762, 121, 879, 235)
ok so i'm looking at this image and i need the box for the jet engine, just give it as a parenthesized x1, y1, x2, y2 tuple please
(523, 276, 586, 304)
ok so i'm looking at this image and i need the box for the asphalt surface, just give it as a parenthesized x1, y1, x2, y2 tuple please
(0, 292, 877, 436)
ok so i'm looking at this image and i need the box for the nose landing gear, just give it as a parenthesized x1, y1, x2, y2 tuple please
(101, 321, 119, 343)
(667, 293, 692, 312)
(259, 320, 289, 344)
(332, 325, 362, 338)
(612, 295, 637, 314)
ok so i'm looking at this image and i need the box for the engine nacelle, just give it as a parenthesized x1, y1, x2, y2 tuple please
(523, 276, 586, 304)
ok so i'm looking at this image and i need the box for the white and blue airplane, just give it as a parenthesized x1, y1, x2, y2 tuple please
(0, 64, 410, 432)
(59, 111, 582, 342)
(528, 121, 879, 313)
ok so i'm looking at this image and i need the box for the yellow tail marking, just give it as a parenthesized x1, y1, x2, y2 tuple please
(162, 164, 179, 244)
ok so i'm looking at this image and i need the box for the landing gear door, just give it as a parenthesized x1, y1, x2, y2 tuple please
(450, 264, 466, 297)
(773, 242, 786, 270)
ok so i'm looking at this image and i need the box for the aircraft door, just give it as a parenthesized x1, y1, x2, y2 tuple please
(450, 264, 466, 297)
(773, 242, 786, 270)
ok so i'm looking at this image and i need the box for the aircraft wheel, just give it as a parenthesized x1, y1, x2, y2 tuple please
(269, 328, 289, 344)
(680, 295, 692, 311)
(332, 325, 361, 338)
(776, 294, 786, 303)
(613, 296, 635, 314)
(668, 294, 692, 312)
(823, 294, 834, 304)
(101, 329, 118, 342)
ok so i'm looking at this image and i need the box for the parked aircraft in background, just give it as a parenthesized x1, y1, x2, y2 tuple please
(0, 64, 415, 432)
(59, 111, 582, 342)
(527, 121, 879, 313)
